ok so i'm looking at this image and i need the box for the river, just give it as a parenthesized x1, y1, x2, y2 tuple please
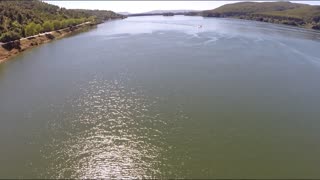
(1, 15, 320, 178)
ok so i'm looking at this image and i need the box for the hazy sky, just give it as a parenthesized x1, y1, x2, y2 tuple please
(45, 1, 320, 13)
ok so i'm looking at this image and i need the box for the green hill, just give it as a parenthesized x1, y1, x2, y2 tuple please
(0, 0, 124, 42)
(199, 2, 320, 30)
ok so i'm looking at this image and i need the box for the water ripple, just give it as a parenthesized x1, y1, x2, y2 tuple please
(40, 75, 184, 178)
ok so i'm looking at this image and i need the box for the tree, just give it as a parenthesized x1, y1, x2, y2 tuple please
(42, 21, 53, 32)
(0, 0, 124, 38)
(75, 18, 83, 25)
(88, 16, 96, 23)
(52, 20, 61, 30)
(0, 31, 21, 42)
(11, 20, 22, 34)
(24, 22, 37, 36)
(71, 19, 77, 26)
(79, 18, 85, 24)
(35, 24, 43, 33)
(66, 19, 75, 27)
(17, 13, 23, 24)
(12, 21, 21, 29)
(60, 20, 68, 28)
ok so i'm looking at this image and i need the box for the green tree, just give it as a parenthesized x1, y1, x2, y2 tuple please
(71, 19, 77, 26)
(79, 18, 85, 24)
(35, 24, 43, 33)
(60, 20, 68, 28)
(11, 20, 22, 34)
(75, 18, 82, 25)
(42, 21, 53, 32)
(24, 22, 37, 36)
(52, 20, 61, 30)
(17, 13, 23, 24)
(66, 19, 76, 27)
(12, 21, 21, 29)
(0, 31, 21, 42)
(87, 16, 96, 23)
(0, 0, 124, 38)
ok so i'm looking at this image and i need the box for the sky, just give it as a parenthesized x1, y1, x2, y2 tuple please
(45, 1, 320, 13)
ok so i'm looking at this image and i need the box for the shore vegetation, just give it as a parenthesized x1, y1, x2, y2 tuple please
(0, 0, 124, 42)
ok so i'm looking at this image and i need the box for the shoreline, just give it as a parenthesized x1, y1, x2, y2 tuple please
(0, 22, 96, 64)
(211, 16, 319, 32)
(207, 16, 320, 33)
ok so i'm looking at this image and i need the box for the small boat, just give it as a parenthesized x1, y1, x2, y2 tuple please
(198, 25, 202, 28)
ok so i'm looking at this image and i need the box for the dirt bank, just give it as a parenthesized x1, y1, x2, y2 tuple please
(0, 22, 95, 64)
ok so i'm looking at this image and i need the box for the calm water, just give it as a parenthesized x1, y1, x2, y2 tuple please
(1, 16, 320, 178)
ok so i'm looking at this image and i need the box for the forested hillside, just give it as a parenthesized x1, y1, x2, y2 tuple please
(0, 0, 124, 42)
(194, 2, 320, 30)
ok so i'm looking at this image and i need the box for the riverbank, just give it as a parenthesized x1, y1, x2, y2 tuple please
(198, 15, 320, 31)
(0, 22, 96, 64)
(187, 2, 320, 31)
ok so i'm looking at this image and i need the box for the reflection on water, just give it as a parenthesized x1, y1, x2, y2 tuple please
(1, 16, 320, 178)
(40, 75, 187, 178)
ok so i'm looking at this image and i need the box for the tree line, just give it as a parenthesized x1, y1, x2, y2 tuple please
(1, 17, 93, 42)
(199, 2, 320, 30)
(0, 0, 124, 43)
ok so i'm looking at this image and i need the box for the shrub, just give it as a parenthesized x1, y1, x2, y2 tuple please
(35, 24, 43, 33)
(282, 20, 297, 26)
(87, 16, 96, 23)
(67, 19, 76, 26)
(60, 20, 68, 29)
(12, 21, 21, 29)
(0, 31, 21, 42)
(24, 22, 37, 36)
(52, 20, 61, 30)
(312, 23, 320, 30)
(1, 40, 21, 50)
(42, 21, 54, 32)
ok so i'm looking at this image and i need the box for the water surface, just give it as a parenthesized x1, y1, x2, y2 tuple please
(1, 16, 320, 178)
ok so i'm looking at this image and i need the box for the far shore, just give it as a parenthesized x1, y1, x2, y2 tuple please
(0, 21, 96, 64)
